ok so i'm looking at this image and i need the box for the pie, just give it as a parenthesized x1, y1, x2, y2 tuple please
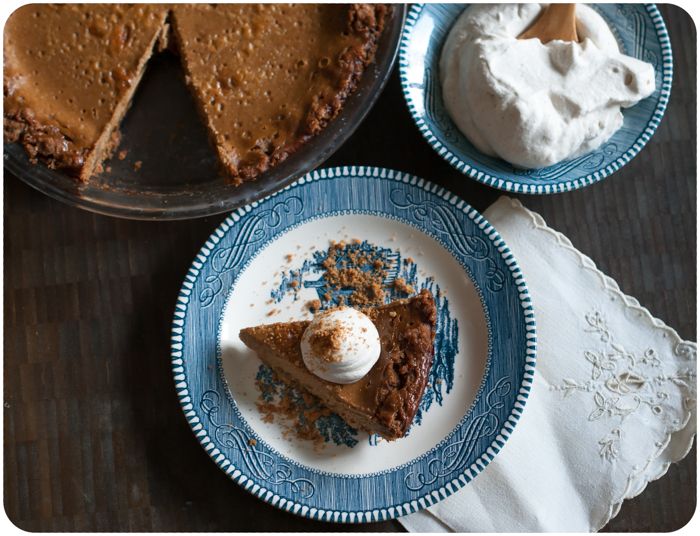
(170, 4, 387, 182)
(4, 4, 387, 184)
(3, 5, 170, 181)
(239, 289, 437, 440)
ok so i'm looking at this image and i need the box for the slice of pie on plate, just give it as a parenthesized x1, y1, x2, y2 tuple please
(239, 289, 437, 440)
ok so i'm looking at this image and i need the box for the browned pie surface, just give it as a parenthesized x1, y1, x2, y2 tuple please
(3, 4, 169, 179)
(170, 4, 387, 183)
(239, 289, 437, 440)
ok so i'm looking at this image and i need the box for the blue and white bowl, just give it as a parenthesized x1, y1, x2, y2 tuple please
(399, 4, 673, 194)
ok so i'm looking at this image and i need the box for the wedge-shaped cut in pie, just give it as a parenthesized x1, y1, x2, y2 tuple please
(239, 289, 437, 440)
(4, 4, 170, 180)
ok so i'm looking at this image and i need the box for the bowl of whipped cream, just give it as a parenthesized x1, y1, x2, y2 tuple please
(399, 3, 672, 194)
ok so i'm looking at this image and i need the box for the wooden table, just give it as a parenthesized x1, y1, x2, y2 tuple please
(3, 4, 695, 531)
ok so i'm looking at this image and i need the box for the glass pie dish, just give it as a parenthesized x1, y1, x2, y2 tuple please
(3, 5, 406, 220)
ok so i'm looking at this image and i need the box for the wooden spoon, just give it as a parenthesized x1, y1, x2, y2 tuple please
(518, 4, 579, 44)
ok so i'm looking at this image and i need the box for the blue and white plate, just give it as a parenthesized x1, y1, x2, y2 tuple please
(399, 4, 673, 194)
(171, 166, 536, 522)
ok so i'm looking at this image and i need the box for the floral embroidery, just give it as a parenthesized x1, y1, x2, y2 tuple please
(674, 342, 697, 361)
(588, 391, 638, 421)
(640, 348, 661, 368)
(558, 378, 593, 398)
(585, 351, 616, 380)
(598, 428, 622, 461)
(605, 372, 645, 395)
(552, 310, 697, 463)
(584, 311, 611, 343)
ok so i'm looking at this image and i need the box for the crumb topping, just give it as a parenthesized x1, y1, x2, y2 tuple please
(255, 366, 337, 450)
(392, 277, 415, 295)
(316, 240, 391, 307)
(306, 318, 345, 363)
(306, 299, 322, 313)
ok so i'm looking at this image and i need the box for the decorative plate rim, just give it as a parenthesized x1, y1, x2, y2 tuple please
(398, 3, 673, 195)
(170, 165, 537, 523)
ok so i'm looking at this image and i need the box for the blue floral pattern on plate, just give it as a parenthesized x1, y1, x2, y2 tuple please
(399, 4, 673, 194)
(171, 166, 536, 522)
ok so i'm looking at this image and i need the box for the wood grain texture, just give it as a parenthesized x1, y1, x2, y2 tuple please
(3, 4, 695, 532)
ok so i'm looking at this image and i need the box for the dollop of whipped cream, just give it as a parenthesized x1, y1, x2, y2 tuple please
(440, 4, 656, 168)
(300, 307, 381, 384)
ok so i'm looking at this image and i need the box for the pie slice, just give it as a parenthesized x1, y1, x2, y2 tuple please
(239, 289, 437, 440)
(169, 3, 387, 184)
(4, 4, 170, 181)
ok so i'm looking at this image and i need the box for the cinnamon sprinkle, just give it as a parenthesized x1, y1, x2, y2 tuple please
(255, 367, 333, 449)
(306, 316, 347, 363)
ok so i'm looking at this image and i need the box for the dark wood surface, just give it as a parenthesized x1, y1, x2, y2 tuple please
(3, 4, 695, 532)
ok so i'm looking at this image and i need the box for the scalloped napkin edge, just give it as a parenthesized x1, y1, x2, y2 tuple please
(399, 196, 696, 532)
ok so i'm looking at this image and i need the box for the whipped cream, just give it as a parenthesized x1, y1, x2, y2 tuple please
(300, 307, 381, 384)
(440, 4, 656, 169)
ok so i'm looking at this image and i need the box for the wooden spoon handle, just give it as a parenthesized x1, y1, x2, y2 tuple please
(518, 4, 579, 44)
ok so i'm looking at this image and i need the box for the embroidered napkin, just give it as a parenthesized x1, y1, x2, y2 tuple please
(399, 197, 697, 532)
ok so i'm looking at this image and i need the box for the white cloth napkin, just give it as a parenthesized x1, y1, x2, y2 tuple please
(399, 197, 697, 532)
